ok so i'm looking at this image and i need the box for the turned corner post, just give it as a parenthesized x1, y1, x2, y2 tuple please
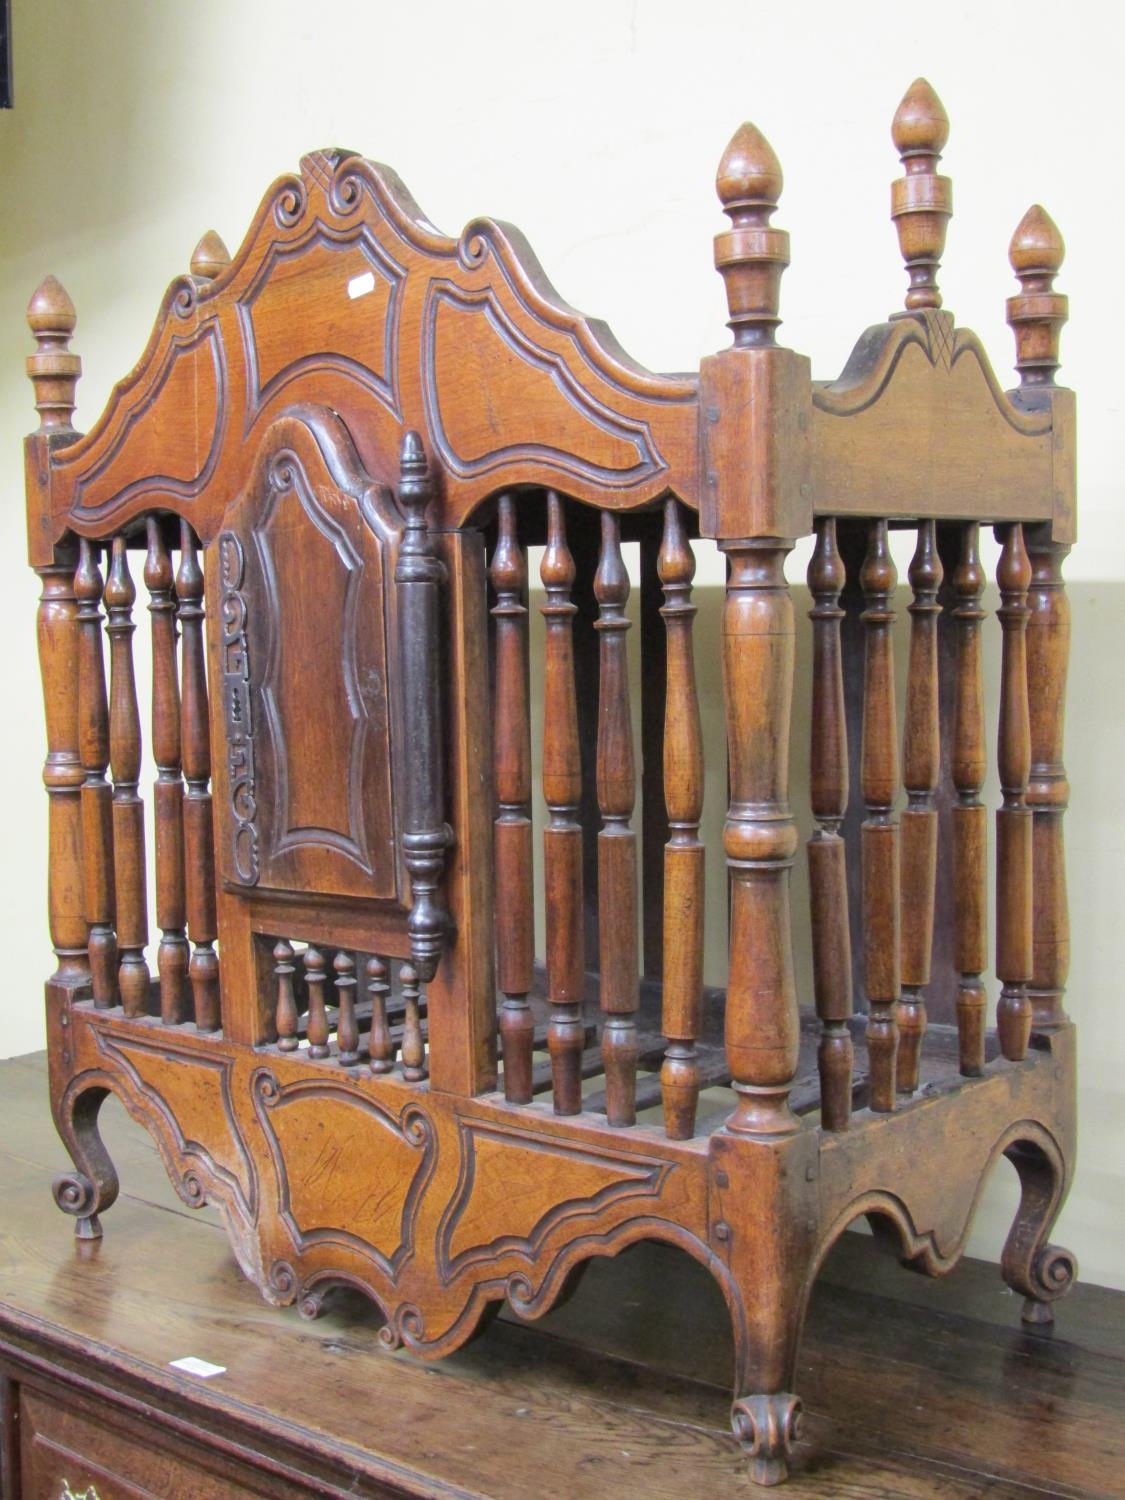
(28, 278, 87, 991)
(1009, 206, 1071, 1031)
(890, 78, 952, 311)
(395, 431, 453, 985)
(709, 121, 803, 1138)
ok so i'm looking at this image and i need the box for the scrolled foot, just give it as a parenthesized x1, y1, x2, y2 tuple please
(1020, 1243, 1078, 1327)
(732, 1392, 802, 1486)
(52, 1171, 103, 1241)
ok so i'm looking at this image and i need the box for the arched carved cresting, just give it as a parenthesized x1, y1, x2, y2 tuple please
(34, 150, 700, 564)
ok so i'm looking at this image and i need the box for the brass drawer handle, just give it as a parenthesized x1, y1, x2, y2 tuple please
(60, 1481, 100, 1500)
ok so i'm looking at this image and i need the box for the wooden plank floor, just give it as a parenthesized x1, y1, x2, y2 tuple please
(0, 1051, 1121, 1499)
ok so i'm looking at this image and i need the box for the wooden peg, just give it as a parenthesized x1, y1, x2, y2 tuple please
(190, 230, 231, 282)
(714, 123, 789, 346)
(26, 275, 81, 431)
(891, 78, 952, 310)
(1007, 206, 1067, 387)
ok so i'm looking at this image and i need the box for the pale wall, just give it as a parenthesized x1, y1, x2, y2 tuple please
(0, 1, 1121, 1290)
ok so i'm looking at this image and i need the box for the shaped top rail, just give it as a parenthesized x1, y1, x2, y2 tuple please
(24, 82, 1075, 562)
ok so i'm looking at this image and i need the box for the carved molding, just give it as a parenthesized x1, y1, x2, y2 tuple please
(251, 1069, 435, 1283)
(218, 531, 259, 884)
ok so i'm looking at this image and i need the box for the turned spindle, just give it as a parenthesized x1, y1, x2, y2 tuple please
(898, 521, 943, 1093)
(594, 511, 639, 1128)
(304, 947, 330, 1058)
(1026, 535, 1071, 1030)
(105, 535, 150, 1017)
(720, 540, 801, 1136)
(36, 553, 88, 990)
(714, 122, 788, 347)
(1007, 205, 1067, 388)
(367, 956, 395, 1073)
(399, 962, 427, 1082)
(995, 523, 1034, 1061)
(75, 538, 118, 1007)
(26, 275, 81, 431)
(860, 520, 900, 1111)
(659, 499, 705, 1140)
(807, 519, 853, 1130)
(891, 79, 952, 311)
(490, 495, 535, 1104)
(951, 524, 989, 1074)
(190, 230, 232, 283)
(177, 522, 221, 1032)
(275, 941, 299, 1052)
(541, 492, 586, 1115)
(334, 951, 360, 1065)
(144, 519, 189, 1024)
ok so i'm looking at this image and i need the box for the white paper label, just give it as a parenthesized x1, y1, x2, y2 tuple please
(347, 271, 376, 299)
(169, 1355, 226, 1378)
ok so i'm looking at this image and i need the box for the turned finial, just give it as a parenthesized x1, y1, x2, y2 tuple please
(1007, 205, 1067, 387)
(713, 122, 789, 347)
(190, 230, 232, 281)
(26, 275, 81, 431)
(891, 79, 953, 311)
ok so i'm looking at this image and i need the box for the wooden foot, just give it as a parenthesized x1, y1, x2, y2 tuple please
(732, 1392, 803, 1486)
(51, 1083, 119, 1239)
(1001, 1137, 1077, 1326)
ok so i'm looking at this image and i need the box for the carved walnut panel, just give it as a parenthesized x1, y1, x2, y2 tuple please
(214, 406, 403, 903)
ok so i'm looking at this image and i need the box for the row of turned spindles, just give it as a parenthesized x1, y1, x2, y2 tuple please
(809, 516, 1069, 1130)
(273, 945, 427, 1078)
(489, 495, 1068, 1140)
(46, 520, 221, 1031)
(491, 492, 705, 1137)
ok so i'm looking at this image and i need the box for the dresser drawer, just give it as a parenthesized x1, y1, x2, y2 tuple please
(19, 1387, 267, 1499)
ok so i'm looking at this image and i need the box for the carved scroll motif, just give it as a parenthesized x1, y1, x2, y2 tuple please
(218, 531, 259, 885)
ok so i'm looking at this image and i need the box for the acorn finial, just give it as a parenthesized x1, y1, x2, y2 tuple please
(1007, 205, 1067, 387)
(713, 122, 789, 347)
(26, 275, 81, 431)
(190, 230, 231, 281)
(891, 79, 953, 311)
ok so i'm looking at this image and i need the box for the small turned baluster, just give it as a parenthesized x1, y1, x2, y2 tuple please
(594, 511, 639, 1127)
(898, 521, 943, 1093)
(367, 956, 395, 1073)
(304, 947, 330, 1059)
(75, 539, 118, 1007)
(890, 78, 952, 311)
(144, 520, 189, 1024)
(1008, 207, 1072, 1032)
(807, 519, 853, 1130)
(951, 524, 989, 1074)
(177, 522, 220, 1032)
(28, 282, 88, 991)
(275, 941, 299, 1052)
(334, 951, 360, 1065)
(995, 524, 1034, 1061)
(860, 520, 900, 1111)
(105, 536, 150, 1017)
(540, 493, 586, 1115)
(399, 962, 427, 1082)
(490, 495, 535, 1103)
(658, 499, 705, 1139)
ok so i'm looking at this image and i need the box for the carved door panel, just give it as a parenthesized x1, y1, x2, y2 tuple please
(214, 405, 404, 904)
